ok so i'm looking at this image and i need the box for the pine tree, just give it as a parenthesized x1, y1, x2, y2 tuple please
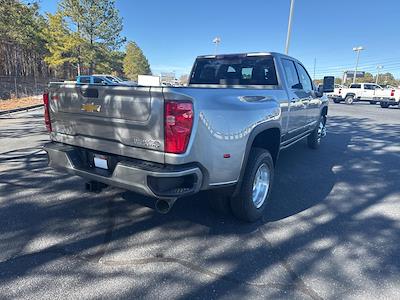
(123, 42, 151, 81)
(59, 0, 125, 74)
(0, 0, 48, 77)
(43, 12, 82, 77)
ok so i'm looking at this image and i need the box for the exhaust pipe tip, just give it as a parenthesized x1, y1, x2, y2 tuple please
(155, 198, 177, 214)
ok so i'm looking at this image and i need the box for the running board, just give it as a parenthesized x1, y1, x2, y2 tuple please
(280, 130, 312, 150)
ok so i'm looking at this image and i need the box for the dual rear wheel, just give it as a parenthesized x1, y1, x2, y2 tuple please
(208, 115, 327, 222)
(207, 148, 274, 222)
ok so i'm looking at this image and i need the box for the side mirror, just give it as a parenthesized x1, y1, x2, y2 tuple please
(322, 76, 334, 93)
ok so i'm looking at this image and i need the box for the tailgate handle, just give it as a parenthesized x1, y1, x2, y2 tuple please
(239, 95, 273, 102)
(80, 88, 98, 98)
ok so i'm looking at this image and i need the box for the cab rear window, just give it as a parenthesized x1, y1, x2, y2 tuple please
(190, 55, 278, 85)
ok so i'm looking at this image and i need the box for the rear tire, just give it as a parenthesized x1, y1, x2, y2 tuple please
(345, 95, 354, 105)
(380, 102, 389, 108)
(231, 148, 274, 222)
(333, 98, 341, 103)
(308, 115, 326, 149)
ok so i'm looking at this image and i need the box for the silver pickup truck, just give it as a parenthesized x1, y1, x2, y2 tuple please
(43, 52, 334, 222)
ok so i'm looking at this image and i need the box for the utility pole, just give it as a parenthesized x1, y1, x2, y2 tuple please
(213, 37, 221, 55)
(376, 65, 383, 84)
(352, 46, 364, 83)
(285, 0, 295, 54)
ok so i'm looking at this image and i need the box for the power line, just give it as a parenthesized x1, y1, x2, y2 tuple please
(314, 63, 400, 74)
(315, 59, 400, 72)
(312, 56, 400, 69)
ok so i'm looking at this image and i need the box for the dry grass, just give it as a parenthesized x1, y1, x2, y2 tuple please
(0, 96, 42, 111)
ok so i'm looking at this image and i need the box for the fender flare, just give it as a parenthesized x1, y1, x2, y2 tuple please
(344, 93, 356, 99)
(233, 121, 281, 196)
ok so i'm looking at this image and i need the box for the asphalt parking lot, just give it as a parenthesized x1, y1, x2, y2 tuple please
(0, 102, 399, 299)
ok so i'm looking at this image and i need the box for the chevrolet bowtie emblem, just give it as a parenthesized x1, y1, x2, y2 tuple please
(81, 103, 101, 112)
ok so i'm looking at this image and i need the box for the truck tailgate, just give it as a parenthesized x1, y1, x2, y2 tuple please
(48, 84, 165, 162)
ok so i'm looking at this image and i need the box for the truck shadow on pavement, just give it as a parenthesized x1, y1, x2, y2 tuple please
(0, 115, 399, 299)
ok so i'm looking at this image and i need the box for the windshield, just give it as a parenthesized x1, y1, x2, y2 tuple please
(190, 55, 278, 85)
(106, 76, 123, 83)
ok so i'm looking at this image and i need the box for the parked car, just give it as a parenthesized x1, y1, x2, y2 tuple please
(332, 82, 399, 105)
(92, 74, 124, 83)
(77, 75, 119, 85)
(43, 52, 333, 222)
(77, 75, 135, 86)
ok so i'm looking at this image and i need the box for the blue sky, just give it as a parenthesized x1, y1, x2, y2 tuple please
(38, 0, 400, 79)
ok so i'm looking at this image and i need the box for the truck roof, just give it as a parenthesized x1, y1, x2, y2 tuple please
(196, 52, 300, 62)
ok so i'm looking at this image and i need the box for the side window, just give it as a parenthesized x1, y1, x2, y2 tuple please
(295, 62, 313, 91)
(242, 67, 253, 79)
(93, 77, 103, 84)
(282, 59, 300, 89)
(79, 76, 90, 84)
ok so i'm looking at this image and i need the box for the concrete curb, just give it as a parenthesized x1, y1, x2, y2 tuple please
(0, 104, 44, 116)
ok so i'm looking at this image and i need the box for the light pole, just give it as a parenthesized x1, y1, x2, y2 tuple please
(352, 46, 364, 83)
(213, 37, 221, 55)
(376, 65, 383, 84)
(313, 57, 316, 80)
(285, 0, 295, 54)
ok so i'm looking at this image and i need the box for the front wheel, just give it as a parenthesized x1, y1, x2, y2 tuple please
(308, 115, 326, 149)
(231, 148, 274, 222)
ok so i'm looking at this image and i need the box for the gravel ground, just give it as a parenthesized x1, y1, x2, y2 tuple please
(0, 95, 42, 111)
(0, 102, 399, 299)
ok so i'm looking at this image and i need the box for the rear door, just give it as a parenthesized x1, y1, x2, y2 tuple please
(49, 84, 165, 161)
(349, 84, 362, 98)
(281, 58, 309, 137)
(363, 84, 375, 100)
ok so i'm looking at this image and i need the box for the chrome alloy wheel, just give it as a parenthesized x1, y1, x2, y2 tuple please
(317, 118, 326, 142)
(252, 163, 270, 208)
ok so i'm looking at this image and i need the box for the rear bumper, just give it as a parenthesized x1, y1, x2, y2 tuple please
(44, 142, 203, 199)
(332, 96, 343, 100)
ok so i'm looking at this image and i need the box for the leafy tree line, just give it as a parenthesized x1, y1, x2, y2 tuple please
(0, 1, 48, 77)
(0, 0, 151, 80)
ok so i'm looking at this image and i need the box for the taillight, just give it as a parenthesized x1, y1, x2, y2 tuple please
(391, 89, 395, 97)
(164, 101, 193, 154)
(43, 92, 52, 132)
